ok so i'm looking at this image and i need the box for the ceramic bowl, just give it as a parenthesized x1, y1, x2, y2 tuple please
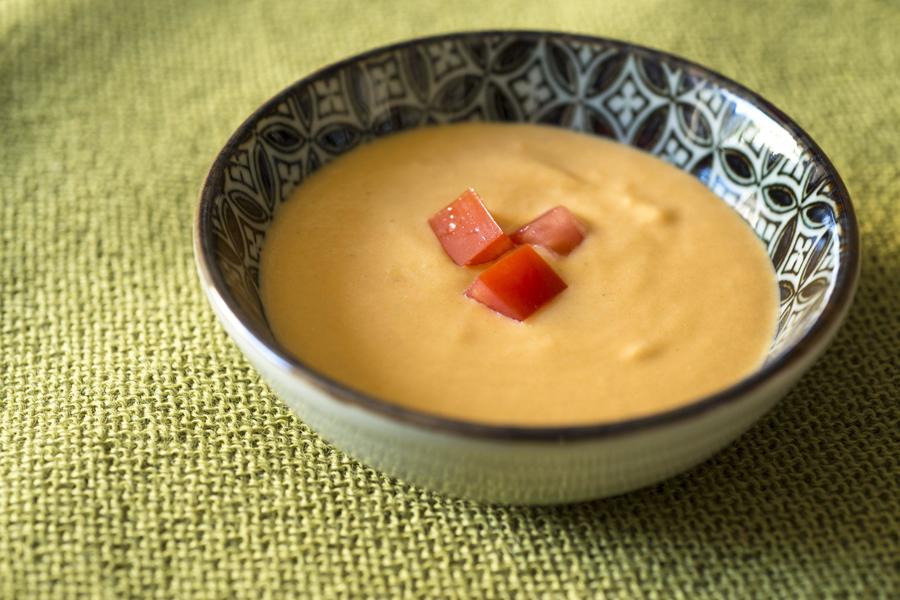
(194, 31, 859, 504)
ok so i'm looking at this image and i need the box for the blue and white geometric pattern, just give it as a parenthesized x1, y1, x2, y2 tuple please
(209, 33, 847, 358)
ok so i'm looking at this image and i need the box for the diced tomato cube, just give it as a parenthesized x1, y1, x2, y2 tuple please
(428, 188, 513, 266)
(511, 206, 587, 256)
(465, 245, 567, 321)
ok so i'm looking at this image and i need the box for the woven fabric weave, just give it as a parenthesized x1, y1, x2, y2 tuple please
(1, 0, 898, 597)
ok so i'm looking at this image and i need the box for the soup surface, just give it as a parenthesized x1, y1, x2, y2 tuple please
(260, 123, 777, 425)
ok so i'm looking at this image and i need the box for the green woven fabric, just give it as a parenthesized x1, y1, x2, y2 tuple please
(2, 0, 898, 596)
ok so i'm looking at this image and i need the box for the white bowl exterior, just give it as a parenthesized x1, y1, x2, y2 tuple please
(204, 278, 842, 504)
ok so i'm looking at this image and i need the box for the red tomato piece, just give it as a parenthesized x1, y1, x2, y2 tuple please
(511, 206, 587, 256)
(428, 188, 513, 266)
(465, 245, 567, 321)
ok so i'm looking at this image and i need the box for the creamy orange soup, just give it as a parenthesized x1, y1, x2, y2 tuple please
(260, 123, 778, 425)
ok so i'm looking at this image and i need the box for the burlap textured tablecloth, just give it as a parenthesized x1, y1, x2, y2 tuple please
(2, 0, 897, 596)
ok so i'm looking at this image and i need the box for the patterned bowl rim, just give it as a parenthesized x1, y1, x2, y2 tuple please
(195, 30, 860, 442)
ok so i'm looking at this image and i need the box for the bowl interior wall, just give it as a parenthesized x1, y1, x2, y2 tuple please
(202, 32, 850, 366)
